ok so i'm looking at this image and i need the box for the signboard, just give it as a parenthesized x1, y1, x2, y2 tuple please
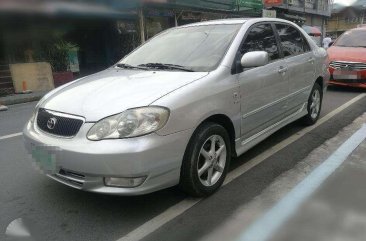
(181, 12, 202, 21)
(263, 0, 283, 7)
(237, 0, 263, 10)
(143, 0, 169, 3)
(10, 62, 54, 92)
(146, 9, 175, 17)
(175, 0, 236, 11)
(116, 21, 137, 33)
(262, 9, 276, 18)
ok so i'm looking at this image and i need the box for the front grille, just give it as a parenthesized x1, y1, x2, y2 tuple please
(36, 108, 84, 137)
(330, 61, 366, 70)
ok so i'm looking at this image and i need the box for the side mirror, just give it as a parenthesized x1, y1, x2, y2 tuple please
(241, 51, 269, 68)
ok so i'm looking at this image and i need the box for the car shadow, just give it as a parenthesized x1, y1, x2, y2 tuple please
(25, 177, 187, 241)
(328, 85, 366, 93)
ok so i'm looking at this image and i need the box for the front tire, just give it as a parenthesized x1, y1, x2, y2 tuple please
(179, 123, 231, 197)
(302, 83, 322, 126)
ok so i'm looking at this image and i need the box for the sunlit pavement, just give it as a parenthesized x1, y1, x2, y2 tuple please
(1, 87, 366, 241)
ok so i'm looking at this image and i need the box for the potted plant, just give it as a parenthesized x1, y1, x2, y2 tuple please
(48, 40, 78, 87)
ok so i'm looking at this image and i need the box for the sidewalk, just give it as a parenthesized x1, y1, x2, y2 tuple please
(271, 139, 366, 241)
(201, 113, 366, 241)
(0, 91, 47, 106)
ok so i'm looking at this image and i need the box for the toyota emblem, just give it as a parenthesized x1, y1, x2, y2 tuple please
(47, 117, 57, 130)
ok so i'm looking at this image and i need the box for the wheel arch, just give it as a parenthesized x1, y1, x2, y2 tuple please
(315, 76, 324, 94)
(196, 114, 237, 158)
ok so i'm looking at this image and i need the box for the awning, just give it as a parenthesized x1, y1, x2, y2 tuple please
(0, 1, 138, 19)
(302, 25, 322, 37)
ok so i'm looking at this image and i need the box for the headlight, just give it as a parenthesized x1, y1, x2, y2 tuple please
(87, 106, 169, 140)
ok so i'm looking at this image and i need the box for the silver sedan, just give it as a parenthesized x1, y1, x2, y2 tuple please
(23, 18, 329, 196)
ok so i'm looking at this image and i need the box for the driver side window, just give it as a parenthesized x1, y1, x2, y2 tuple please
(240, 24, 280, 61)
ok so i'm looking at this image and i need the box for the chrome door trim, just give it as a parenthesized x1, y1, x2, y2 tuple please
(241, 102, 307, 147)
(241, 86, 311, 120)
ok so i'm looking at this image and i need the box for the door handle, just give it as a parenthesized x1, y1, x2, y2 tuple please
(278, 66, 288, 74)
(233, 92, 240, 104)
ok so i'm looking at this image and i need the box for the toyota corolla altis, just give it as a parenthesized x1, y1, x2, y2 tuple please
(23, 18, 329, 196)
(328, 27, 366, 88)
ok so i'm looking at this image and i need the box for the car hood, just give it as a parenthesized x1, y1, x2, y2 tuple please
(41, 68, 209, 121)
(328, 46, 366, 62)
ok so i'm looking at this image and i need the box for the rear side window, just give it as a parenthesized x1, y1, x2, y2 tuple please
(240, 24, 280, 61)
(275, 24, 311, 57)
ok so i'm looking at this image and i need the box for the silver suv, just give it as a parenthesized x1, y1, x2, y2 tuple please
(23, 18, 329, 197)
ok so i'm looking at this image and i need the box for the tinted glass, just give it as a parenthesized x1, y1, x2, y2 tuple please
(241, 24, 280, 61)
(121, 24, 242, 72)
(334, 30, 366, 47)
(275, 24, 310, 57)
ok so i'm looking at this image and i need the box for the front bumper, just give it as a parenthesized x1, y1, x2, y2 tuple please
(23, 120, 192, 195)
(329, 80, 366, 88)
(329, 67, 366, 88)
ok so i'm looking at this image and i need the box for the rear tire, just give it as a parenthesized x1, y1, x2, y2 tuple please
(302, 83, 322, 126)
(179, 122, 231, 197)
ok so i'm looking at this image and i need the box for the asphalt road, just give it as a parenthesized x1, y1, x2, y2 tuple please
(1, 86, 365, 241)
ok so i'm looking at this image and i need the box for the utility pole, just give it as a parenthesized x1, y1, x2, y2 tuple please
(138, 8, 146, 44)
(361, 4, 366, 25)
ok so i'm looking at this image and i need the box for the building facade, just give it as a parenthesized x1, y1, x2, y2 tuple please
(326, 2, 366, 38)
(266, 0, 331, 45)
(1, 0, 332, 96)
(0, 0, 265, 95)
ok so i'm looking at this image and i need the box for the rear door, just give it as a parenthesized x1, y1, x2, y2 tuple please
(237, 23, 289, 140)
(274, 23, 315, 117)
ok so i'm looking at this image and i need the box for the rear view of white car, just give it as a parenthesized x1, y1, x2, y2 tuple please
(23, 18, 329, 197)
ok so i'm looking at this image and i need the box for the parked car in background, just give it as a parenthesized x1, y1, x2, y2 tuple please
(327, 27, 366, 88)
(302, 25, 322, 47)
(23, 18, 329, 197)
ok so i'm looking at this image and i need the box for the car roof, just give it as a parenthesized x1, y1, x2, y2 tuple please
(183, 18, 295, 27)
(185, 18, 249, 26)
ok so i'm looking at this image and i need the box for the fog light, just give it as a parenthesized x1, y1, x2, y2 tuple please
(104, 176, 146, 188)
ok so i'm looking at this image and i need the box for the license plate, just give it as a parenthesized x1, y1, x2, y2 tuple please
(31, 144, 58, 174)
(333, 70, 358, 80)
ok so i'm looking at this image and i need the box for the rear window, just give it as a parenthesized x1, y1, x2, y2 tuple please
(275, 24, 311, 57)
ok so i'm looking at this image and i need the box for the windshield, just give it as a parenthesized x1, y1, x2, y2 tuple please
(119, 24, 242, 72)
(334, 30, 366, 47)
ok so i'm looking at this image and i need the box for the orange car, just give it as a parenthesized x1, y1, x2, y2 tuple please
(327, 27, 366, 88)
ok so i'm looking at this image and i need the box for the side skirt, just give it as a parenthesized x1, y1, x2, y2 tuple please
(235, 102, 308, 157)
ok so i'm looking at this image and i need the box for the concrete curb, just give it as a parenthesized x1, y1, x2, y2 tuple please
(0, 105, 8, 111)
(0, 92, 46, 106)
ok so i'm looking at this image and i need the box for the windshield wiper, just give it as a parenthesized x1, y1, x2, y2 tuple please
(116, 63, 147, 70)
(138, 63, 194, 72)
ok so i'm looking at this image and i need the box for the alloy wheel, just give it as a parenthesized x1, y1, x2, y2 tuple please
(197, 135, 227, 187)
(310, 89, 321, 119)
